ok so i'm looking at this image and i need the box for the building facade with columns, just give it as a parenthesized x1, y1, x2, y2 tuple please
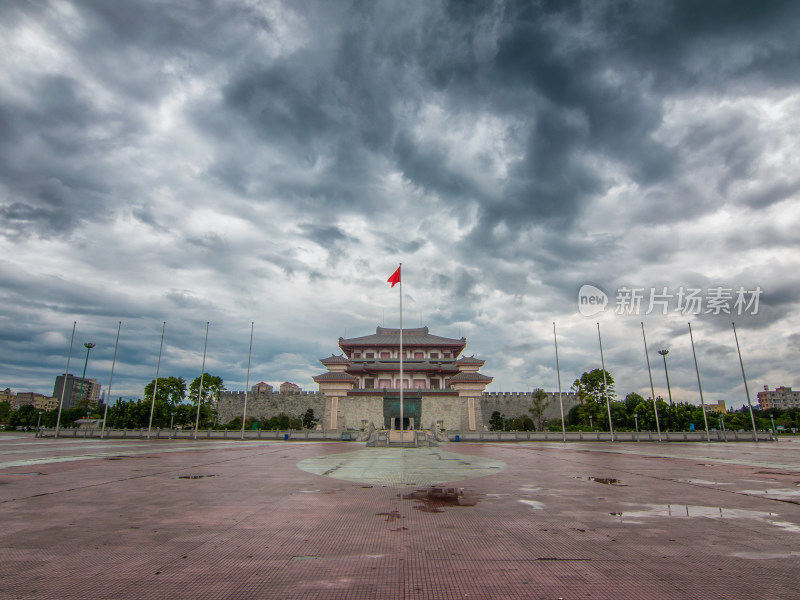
(313, 326, 493, 431)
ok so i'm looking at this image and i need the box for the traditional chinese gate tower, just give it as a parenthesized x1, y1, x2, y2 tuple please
(313, 326, 492, 431)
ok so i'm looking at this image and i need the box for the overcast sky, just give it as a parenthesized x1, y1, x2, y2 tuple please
(1, 0, 799, 409)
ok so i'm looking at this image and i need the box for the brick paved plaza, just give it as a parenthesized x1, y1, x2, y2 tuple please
(1, 435, 798, 599)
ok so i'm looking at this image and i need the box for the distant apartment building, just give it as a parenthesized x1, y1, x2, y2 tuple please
(279, 382, 302, 394)
(251, 382, 273, 393)
(33, 395, 60, 411)
(0, 388, 13, 405)
(702, 400, 727, 414)
(0, 389, 59, 411)
(53, 374, 102, 409)
(757, 386, 800, 410)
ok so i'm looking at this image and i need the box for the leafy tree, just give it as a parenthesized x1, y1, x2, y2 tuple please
(189, 374, 225, 405)
(302, 409, 319, 429)
(143, 377, 187, 406)
(489, 411, 504, 431)
(529, 389, 550, 431)
(0, 400, 11, 423)
(571, 369, 615, 405)
(510, 415, 535, 431)
(264, 413, 298, 430)
(10, 404, 38, 427)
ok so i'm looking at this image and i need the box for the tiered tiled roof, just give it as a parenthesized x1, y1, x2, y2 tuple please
(320, 354, 351, 365)
(339, 326, 466, 350)
(312, 372, 358, 383)
(448, 372, 493, 383)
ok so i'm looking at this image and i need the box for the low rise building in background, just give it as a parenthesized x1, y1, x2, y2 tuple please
(702, 400, 727, 414)
(279, 382, 301, 394)
(758, 386, 800, 410)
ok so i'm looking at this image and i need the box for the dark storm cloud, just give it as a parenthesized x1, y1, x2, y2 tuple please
(1, 0, 799, 402)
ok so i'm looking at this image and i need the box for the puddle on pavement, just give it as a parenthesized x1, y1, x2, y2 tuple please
(375, 509, 403, 522)
(3, 472, 43, 476)
(400, 487, 483, 513)
(740, 488, 800, 503)
(519, 499, 545, 510)
(676, 479, 731, 486)
(575, 476, 627, 486)
(176, 475, 216, 479)
(609, 504, 800, 533)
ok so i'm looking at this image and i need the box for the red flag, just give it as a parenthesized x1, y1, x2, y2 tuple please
(387, 265, 401, 287)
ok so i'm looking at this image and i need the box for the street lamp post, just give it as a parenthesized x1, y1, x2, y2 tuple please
(36, 411, 43, 438)
(634, 413, 639, 441)
(770, 414, 777, 440)
(658, 349, 673, 405)
(170, 411, 176, 433)
(77, 342, 96, 409)
(589, 415, 593, 432)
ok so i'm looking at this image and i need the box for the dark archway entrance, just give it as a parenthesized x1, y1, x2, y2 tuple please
(383, 391, 421, 430)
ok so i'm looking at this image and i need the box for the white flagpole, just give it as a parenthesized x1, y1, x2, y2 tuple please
(688, 322, 710, 442)
(55, 321, 77, 438)
(399, 263, 403, 432)
(553, 322, 565, 443)
(732, 322, 758, 442)
(641, 322, 662, 442)
(194, 322, 210, 439)
(148, 321, 166, 439)
(102, 321, 121, 439)
(241, 321, 254, 440)
(597, 322, 614, 441)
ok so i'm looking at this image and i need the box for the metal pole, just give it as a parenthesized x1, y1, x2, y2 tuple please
(634, 413, 639, 441)
(55, 321, 77, 438)
(399, 264, 403, 433)
(242, 322, 254, 440)
(194, 322, 210, 438)
(589, 415, 593, 432)
(148, 322, 166, 439)
(688, 322, 710, 442)
(102, 321, 121, 439)
(553, 322, 566, 442)
(36, 411, 43, 438)
(641, 322, 661, 441)
(658, 350, 673, 405)
(732, 322, 758, 442)
(597, 323, 614, 440)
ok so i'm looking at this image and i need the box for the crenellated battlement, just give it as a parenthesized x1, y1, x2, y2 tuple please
(221, 390, 324, 400)
(481, 391, 578, 400)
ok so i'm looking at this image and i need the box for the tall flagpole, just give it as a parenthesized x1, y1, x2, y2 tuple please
(399, 263, 403, 432)
(55, 321, 77, 438)
(732, 322, 758, 442)
(641, 322, 661, 442)
(148, 322, 166, 439)
(688, 322, 710, 442)
(194, 322, 210, 438)
(597, 322, 614, 441)
(102, 321, 122, 439)
(553, 322, 565, 443)
(241, 321, 254, 440)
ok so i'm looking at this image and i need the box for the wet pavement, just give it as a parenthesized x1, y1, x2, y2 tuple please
(1, 434, 798, 599)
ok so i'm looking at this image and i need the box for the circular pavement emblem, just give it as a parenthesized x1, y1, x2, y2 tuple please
(297, 447, 507, 487)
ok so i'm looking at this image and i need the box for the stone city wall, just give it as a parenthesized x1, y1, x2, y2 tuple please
(218, 389, 581, 430)
(217, 390, 325, 424)
(479, 392, 580, 425)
